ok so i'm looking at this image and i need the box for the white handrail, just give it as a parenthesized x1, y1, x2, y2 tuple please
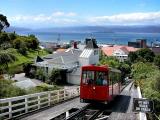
(0, 86, 80, 120)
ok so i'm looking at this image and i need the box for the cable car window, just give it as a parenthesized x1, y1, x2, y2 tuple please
(96, 72, 108, 86)
(82, 71, 94, 85)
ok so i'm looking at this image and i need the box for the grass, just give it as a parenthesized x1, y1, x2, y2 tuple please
(7, 49, 49, 74)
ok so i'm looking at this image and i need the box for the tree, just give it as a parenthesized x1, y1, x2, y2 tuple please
(98, 56, 120, 68)
(28, 34, 39, 50)
(18, 42, 27, 55)
(8, 32, 16, 41)
(137, 48, 155, 62)
(0, 32, 10, 44)
(154, 55, 160, 69)
(49, 68, 61, 84)
(0, 14, 10, 32)
(0, 49, 17, 74)
(23, 63, 32, 76)
(118, 63, 131, 83)
(128, 52, 138, 63)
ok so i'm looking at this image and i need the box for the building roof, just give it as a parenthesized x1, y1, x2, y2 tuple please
(102, 45, 138, 56)
(43, 48, 81, 59)
(36, 56, 44, 62)
(79, 49, 93, 58)
(56, 48, 67, 52)
(36, 48, 82, 69)
(85, 40, 99, 49)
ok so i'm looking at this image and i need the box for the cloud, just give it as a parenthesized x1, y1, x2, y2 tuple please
(52, 11, 77, 17)
(8, 11, 160, 27)
(9, 11, 78, 25)
(88, 11, 160, 25)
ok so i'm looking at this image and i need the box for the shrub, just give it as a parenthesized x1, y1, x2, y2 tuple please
(49, 68, 61, 84)
(0, 79, 26, 98)
(27, 84, 60, 94)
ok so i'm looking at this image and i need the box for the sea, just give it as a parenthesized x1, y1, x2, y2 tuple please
(16, 31, 160, 46)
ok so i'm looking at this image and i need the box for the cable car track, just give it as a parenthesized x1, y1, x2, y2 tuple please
(65, 104, 112, 120)
(52, 82, 133, 120)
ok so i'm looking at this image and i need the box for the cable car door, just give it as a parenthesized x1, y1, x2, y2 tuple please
(80, 71, 94, 100)
(93, 71, 108, 101)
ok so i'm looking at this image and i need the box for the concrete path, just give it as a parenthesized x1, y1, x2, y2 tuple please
(11, 73, 44, 86)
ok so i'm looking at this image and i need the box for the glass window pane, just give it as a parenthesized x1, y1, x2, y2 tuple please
(96, 71, 108, 85)
(82, 71, 94, 85)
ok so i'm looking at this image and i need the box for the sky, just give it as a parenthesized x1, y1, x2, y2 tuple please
(1, 0, 160, 28)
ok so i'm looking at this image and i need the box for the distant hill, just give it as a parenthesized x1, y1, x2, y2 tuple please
(4, 25, 160, 33)
(5, 26, 31, 32)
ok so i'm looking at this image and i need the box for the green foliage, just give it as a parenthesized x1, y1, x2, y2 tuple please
(17, 42, 28, 55)
(0, 32, 17, 49)
(7, 49, 48, 74)
(44, 48, 53, 54)
(28, 34, 39, 50)
(118, 62, 131, 74)
(13, 37, 23, 49)
(131, 62, 156, 81)
(0, 79, 60, 99)
(128, 52, 138, 63)
(27, 84, 60, 94)
(141, 71, 160, 112)
(23, 62, 34, 77)
(0, 32, 10, 44)
(154, 55, 160, 69)
(0, 49, 17, 73)
(131, 62, 160, 113)
(49, 68, 61, 84)
(128, 48, 155, 63)
(98, 56, 120, 68)
(0, 79, 26, 98)
(12, 35, 39, 55)
(137, 48, 155, 62)
(8, 32, 17, 41)
(118, 62, 131, 83)
(152, 71, 160, 92)
(36, 68, 48, 82)
(0, 14, 10, 32)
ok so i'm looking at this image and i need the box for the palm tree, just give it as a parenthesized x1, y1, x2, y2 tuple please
(0, 49, 16, 74)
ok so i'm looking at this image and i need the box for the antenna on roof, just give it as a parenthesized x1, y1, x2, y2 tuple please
(114, 38, 117, 45)
(57, 33, 61, 46)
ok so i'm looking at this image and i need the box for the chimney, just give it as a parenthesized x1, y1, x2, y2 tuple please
(73, 42, 78, 49)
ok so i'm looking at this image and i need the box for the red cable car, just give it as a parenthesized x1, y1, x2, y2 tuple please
(80, 65, 122, 104)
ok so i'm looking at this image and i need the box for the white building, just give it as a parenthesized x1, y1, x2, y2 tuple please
(35, 39, 99, 85)
(102, 45, 138, 62)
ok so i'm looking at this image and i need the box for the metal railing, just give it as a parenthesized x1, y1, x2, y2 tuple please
(0, 87, 80, 120)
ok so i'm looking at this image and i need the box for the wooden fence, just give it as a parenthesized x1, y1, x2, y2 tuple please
(0, 87, 80, 120)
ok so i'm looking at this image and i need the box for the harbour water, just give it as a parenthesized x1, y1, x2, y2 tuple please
(17, 31, 160, 45)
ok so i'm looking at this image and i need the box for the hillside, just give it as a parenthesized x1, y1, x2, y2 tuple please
(6, 25, 160, 33)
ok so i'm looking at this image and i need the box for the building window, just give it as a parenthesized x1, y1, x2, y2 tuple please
(94, 50, 98, 55)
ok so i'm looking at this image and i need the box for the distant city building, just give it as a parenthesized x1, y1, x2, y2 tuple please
(150, 47, 160, 55)
(102, 45, 138, 62)
(35, 38, 99, 85)
(128, 39, 147, 48)
(151, 40, 160, 48)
